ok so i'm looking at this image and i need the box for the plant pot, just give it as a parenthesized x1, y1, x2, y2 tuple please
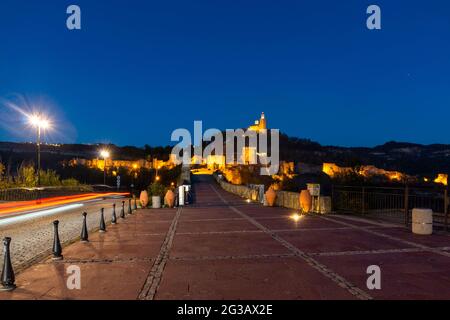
(265, 187, 276, 207)
(152, 196, 161, 209)
(165, 190, 175, 208)
(140, 190, 149, 208)
(299, 189, 312, 213)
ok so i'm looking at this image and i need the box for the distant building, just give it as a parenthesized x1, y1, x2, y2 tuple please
(358, 165, 404, 181)
(279, 161, 295, 175)
(435, 173, 448, 186)
(206, 155, 226, 170)
(322, 162, 406, 182)
(248, 112, 267, 132)
(68, 157, 174, 171)
(241, 147, 257, 165)
(189, 112, 267, 167)
(322, 163, 352, 177)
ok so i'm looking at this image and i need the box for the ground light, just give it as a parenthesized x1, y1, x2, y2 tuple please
(290, 213, 303, 222)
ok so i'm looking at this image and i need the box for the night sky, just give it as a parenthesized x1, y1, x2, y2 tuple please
(0, 0, 449, 147)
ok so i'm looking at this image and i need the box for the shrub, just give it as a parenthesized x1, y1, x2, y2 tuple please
(61, 178, 81, 186)
(39, 169, 62, 187)
(147, 182, 166, 198)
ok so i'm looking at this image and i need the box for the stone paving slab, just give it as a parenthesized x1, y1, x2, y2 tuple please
(156, 257, 356, 300)
(179, 210, 237, 221)
(253, 215, 345, 230)
(316, 251, 450, 299)
(176, 219, 259, 233)
(0, 261, 152, 300)
(171, 232, 290, 258)
(61, 237, 166, 261)
(368, 226, 450, 248)
(277, 228, 413, 253)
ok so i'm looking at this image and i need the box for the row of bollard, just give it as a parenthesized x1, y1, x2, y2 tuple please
(1, 197, 137, 292)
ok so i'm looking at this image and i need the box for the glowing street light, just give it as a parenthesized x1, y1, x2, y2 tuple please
(155, 165, 162, 182)
(28, 113, 52, 186)
(100, 149, 110, 185)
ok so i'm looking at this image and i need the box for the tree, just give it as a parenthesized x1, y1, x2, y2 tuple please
(0, 162, 5, 178)
(17, 163, 36, 187)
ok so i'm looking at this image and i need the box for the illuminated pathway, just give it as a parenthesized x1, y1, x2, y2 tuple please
(2, 175, 450, 299)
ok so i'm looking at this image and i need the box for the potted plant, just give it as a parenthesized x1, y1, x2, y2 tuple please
(148, 182, 166, 209)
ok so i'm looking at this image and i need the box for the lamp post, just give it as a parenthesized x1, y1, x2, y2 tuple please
(100, 150, 110, 185)
(131, 163, 138, 197)
(155, 165, 161, 182)
(28, 113, 50, 187)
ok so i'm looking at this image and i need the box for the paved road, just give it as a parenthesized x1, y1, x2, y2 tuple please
(0, 196, 131, 272)
(2, 175, 450, 299)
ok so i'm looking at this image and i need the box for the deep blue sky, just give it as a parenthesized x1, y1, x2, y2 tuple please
(0, 0, 449, 147)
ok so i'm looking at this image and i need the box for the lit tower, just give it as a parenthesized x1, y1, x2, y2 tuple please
(258, 112, 267, 130)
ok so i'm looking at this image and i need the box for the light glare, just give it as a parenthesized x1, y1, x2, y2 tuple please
(100, 150, 110, 158)
(290, 213, 302, 222)
(28, 113, 51, 130)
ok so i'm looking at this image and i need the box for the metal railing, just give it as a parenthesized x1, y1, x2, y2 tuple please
(332, 185, 449, 229)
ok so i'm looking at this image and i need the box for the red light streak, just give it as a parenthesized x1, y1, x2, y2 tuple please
(0, 192, 129, 216)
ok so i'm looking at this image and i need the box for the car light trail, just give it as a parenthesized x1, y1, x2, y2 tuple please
(0, 203, 84, 227)
(0, 192, 129, 216)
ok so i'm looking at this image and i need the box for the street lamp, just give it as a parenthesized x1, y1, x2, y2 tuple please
(100, 149, 110, 185)
(155, 165, 161, 182)
(28, 113, 51, 186)
(131, 163, 138, 196)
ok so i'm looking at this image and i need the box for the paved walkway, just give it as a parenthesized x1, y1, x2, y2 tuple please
(2, 176, 450, 299)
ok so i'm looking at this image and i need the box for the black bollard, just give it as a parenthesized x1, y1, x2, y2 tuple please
(0, 237, 16, 291)
(133, 197, 137, 211)
(52, 220, 63, 260)
(80, 212, 89, 242)
(120, 201, 125, 219)
(111, 203, 117, 225)
(128, 198, 132, 215)
(99, 208, 106, 233)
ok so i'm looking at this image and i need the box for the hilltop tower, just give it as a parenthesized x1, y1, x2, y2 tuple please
(259, 112, 266, 130)
(248, 112, 268, 132)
